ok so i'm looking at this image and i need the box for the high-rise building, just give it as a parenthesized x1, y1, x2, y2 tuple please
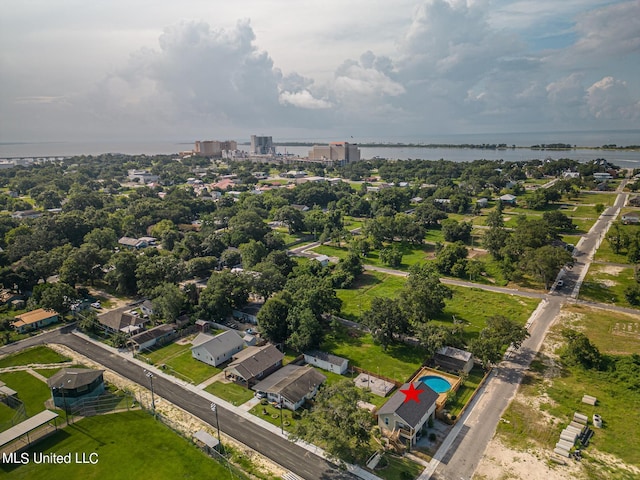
(250, 135, 274, 155)
(308, 142, 360, 165)
(194, 140, 238, 158)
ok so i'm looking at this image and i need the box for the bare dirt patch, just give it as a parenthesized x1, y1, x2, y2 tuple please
(597, 265, 624, 276)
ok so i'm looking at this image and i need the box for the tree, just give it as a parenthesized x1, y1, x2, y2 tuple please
(76, 310, 99, 334)
(605, 222, 628, 254)
(257, 293, 290, 344)
(105, 250, 139, 295)
(83, 227, 118, 251)
(290, 379, 374, 463)
(379, 244, 403, 268)
(219, 248, 242, 268)
(251, 262, 287, 299)
(560, 329, 601, 369)
(414, 323, 463, 357)
(542, 211, 575, 232)
(520, 245, 573, 288)
(363, 298, 407, 350)
(400, 264, 452, 323)
(470, 315, 529, 368)
(441, 219, 472, 243)
(287, 306, 323, 352)
(239, 240, 267, 268)
(273, 206, 305, 234)
(38, 282, 79, 314)
(434, 241, 468, 275)
(150, 283, 186, 323)
(197, 271, 249, 322)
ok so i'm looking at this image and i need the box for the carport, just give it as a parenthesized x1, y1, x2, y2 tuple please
(0, 410, 59, 454)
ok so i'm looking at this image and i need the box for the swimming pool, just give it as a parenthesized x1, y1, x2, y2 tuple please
(419, 375, 452, 394)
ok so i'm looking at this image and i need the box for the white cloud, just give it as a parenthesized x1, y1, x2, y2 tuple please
(279, 90, 332, 109)
(586, 76, 640, 120)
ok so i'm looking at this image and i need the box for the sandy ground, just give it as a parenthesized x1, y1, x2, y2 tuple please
(46, 343, 288, 479)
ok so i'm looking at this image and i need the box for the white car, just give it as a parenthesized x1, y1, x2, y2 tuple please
(255, 391, 266, 399)
(91, 302, 102, 309)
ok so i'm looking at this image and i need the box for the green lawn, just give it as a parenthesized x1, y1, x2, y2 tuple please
(336, 272, 540, 344)
(34, 368, 64, 379)
(321, 331, 423, 383)
(594, 224, 639, 264)
(371, 454, 424, 480)
(0, 371, 51, 417)
(443, 367, 485, 417)
(570, 217, 598, 234)
(249, 402, 298, 432)
(0, 346, 70, 368)
(143, 342, 190, 364)
(0, 411, 246, 480)
(563, 192, 618, 206)
(0, 401, 16, 426)
(313, 242, 434, 271)
(205, 382, 254, 406)
(579, 264, 638, 309)
(163, 350, 221, 384)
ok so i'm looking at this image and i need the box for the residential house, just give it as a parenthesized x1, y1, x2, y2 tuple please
(628, 197, 640, 207)
(476, 198, 489, 208)
(304, 350, 349, 375)
(377, 382, 439, 446)
(499, 194, 517, 205)
(11, 309, 58, 334)
(128, 324, 176, 351)
(11, 210, 44, 220)
(251, 365, 326, 411)
(97, 308, 148, 335)
(0, 289, 24, 306)
(622, 213, 640, 225)
(313, 255, 330, 267)
(232, 302, 263, 325)
(433, 346, 474, 374)
(47, 368, 105, 408)
(593, 172, 613, 181)
(191, 331, 245, 367)
(224, 344, 284, 388)
(118, 237, 149, 249)
(140, 300, 154, 318)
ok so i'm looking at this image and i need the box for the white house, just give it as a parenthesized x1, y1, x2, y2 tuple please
(251, 365, 326, 411)
(304, 350, 348, 375)
(622, 213, 640, 225)
(191, 331, 245, 367)
(377, 382, 439, 446)
(476, 198, 489, 208)
(499, 194, 517, 205)
(313, 255, 330, 267)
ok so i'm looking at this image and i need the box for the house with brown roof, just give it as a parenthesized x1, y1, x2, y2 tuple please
(377, 382, 439, 446)
(251, 365, 326, 411)
(11, 309, 58, 334)
(127, 324, 176, 351)
(97, 308, 149, 335)
(224, 344, 284, 388)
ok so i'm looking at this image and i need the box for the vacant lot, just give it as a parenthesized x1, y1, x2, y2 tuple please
(579, 264, 637, 309)
(142, 340, 221, 384)
(313, 242, 434, 271)
(1, 411, 243, 480)
(205, 382, 254, 406)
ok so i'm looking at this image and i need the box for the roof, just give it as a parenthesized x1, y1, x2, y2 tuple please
(234, 302, 263, 316)
(500, 194, 517, 201)
(314, 255, 330, 262)
(193, 429, 219, 449)
(47, 368, 104, 389)
(226, 344, 284, 380)
(435, 346, 472, 363)
(118, 237, 142, 247)
(377, 382, 439, 429)
(12, 308, 57, 327)
(129, 324, 175, 345)
(98, 310, 147, 331)
(191, 330, 244, 354)
(304, 350, 348, 367)
(141, 299, 154, 310)
(252, 365, 326, 404)
(0, 410, 59, 448)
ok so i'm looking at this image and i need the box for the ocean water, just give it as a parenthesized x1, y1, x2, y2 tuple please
(1, 130, 639, 168)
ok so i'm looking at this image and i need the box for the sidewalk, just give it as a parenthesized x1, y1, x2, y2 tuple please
(69, 330, 382, 480)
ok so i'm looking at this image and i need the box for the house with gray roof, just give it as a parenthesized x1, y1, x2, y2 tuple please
(304, 350, 348, 374)
(251, 365, 326, 411)
(377, 382, 439, 446)
(224, 344, 284, 388)
(191, 331, 244, 367)
(47, 368, 105, 408)
(97, 308, 148, 335)
(128, 324, 176, 351)
(433, 346, 474, 374)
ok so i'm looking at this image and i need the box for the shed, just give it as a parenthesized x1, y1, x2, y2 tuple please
(47, 369, 105, 408)
(304, 350, 348, 375)
(433, 346, 474, 374)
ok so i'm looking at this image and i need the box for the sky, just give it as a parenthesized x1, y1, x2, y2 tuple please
(1, 0, 639, 143)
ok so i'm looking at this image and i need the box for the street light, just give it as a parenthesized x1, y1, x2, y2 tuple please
(144, 370, 156, 419)
(59, 383, 69, 424)
(210, 403, 221, 445)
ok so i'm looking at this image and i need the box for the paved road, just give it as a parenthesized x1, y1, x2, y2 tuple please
(0, 328, 354, 480)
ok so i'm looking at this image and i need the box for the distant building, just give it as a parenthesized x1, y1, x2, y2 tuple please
(308, 142, 360, 166)
(11, 210, 44, 220)
(250, 136, 274, 155)
(195, 140, 238, 158)
(499, 194, 517, 205)
(476, 198, 489, 208)
(12, 309, 58, 334)
(127, 169, 159, 184)
(593, 172, 613, 181)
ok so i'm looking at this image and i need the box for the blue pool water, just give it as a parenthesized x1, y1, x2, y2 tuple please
(419, 375, 451, 394)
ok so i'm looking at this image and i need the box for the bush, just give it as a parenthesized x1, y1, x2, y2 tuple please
(429, 433, 437, 442)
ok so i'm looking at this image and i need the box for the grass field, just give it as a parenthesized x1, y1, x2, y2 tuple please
(249, 402, 299, 431)
(443, 367, 486, 417)
(594, 224, 638, 263)
(0, 402, 16, 425)
(0, 371, 51, 417)
(142, 340, 221, 384)
(313, 242, 434, 271)
(205, 382, 254, 406)
(336, 272, 540, 344)
(0, 346, 70, 368)
(579, 264, 638, 309)
(0, 411, 244, 480)
(564, 192, 618, 206)
(322, 330, 424, 383)
(371, 454, 424, 480)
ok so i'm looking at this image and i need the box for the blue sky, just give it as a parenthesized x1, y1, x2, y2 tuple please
(0, 0, 638, 142)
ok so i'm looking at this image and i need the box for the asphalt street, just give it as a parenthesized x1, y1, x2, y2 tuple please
(0, 328, 354, 480)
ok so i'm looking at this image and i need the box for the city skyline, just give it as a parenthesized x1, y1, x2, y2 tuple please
(1, 0, 639, 143)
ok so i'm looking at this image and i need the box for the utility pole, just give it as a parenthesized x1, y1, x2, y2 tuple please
(144, 370, 156, 419)
(211, 403, 221, 445)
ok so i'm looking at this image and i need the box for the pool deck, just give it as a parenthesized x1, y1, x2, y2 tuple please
(410, 367, 462, 409)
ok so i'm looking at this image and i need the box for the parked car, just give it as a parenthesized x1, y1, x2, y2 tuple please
(255, 391, 266, 399)
(91, 302, 102, 309)
(556, 280, 564, 289)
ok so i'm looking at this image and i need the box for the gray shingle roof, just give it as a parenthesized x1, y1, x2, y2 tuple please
(191, 330, 244, 355)
(304, 350, 348, 367)
(252, 365, 326, 404)
(47, 368, 104, 389)
(226, 344, 283, 380)
(377, 382, 439, 429)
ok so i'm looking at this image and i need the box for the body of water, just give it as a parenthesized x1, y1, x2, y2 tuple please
(1, 129, 639, 168)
